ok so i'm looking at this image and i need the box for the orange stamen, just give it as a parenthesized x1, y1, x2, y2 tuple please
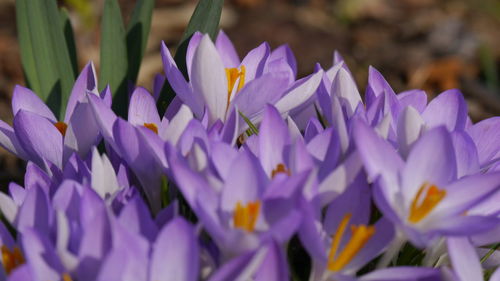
(233, 200, 261, 232)
(1, 245, 24, 275)
(225, 65, 246, 109)
(271, 163, 291, 178)
(143, 123, 159, 134)
(408, 183, 446, 223)
(327, 213, 376, 272)
(54, 121, 68, 137)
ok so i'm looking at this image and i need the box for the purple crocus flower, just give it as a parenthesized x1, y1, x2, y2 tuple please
(0, 63, 110, 172)
(161, 31, 323, 127)
(354, 120, 500, 250)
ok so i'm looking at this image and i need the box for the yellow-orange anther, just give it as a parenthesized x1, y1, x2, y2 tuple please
(1, 245, 24, 275)
(143, 123, 159, 134)
(271, 163, 291, 178)
(233, 200, 261, 232)
(327, 213, 376, 272)
(62, 273, 73, 281)
(54, 121, 68, 137)
(225, 65, 246, 108)
(408, 183, 446, 223)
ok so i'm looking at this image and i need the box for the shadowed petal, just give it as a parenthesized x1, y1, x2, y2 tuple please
(216, 30, 240, 68)
(12, 85, 56, 122)
(422, 89, 468, 131)
(128, 87, 161, 126)
(65, 62, 98, 122)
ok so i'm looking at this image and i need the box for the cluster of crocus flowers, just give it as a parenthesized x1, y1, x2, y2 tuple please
(0, 32, 499, 281)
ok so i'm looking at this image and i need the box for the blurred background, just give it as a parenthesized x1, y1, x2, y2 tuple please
(0, 0, 500, 185)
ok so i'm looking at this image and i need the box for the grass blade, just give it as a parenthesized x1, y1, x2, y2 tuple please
(100, 0, 129, 117)
(126, 0, 154, 84)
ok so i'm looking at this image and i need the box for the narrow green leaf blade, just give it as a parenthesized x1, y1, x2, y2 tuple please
(174, 0, 224, 77)
(16, 0, 76, 119)
(126, 0, 154, 83)
(239, 111, 259, 135)
(60, 7, 78, 78)
(100, 0, 128, 117)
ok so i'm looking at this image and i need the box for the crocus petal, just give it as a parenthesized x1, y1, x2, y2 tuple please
(118, 195, 158, 242)
(0, 192, 17, 224)
(150, 217, 199, 281)
(63, 101, 100, 162)
(191, 34, 228, 123)
(14, 110, 62, 169)
(128, 87, 161, 126)
(186, 31, 204, 77)
(22, 228, 64, 280)
(467, 117, 500, 167)
(402, 126, 456, 208)
(451, 131, 479, 178)
(447, 237, 482, 281)
(230, 72, 289, 121)
(274, 70, 323, 116)
(258, 105, 290, 174)
(161, 41, 204, 117)
(220, 150, 268, 212)
(91, 148, 120, 199)
(0, 119, 29, 160)
(396, 106, 425, 158)
(422, 89, 468, 131)
(162, 104, 193, 145)
(397, 89, 427, 113)
(216, 30, 240, 68)
(269, 44, 297, 79)
(331, 68, 362, 116)
(241, 42, 270, 81)
(88, 93, 118, 150)
(15, 186, 51, 234)
(12, 85, 56, 122)
(65, 62, 98, 122)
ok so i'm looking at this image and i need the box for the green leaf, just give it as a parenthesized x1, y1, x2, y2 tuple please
(126, 0, 154, 84)
(16, 0, 76, 120)
(157, 0, 224, 114)
(174, 0, 224, 77)
(239, 111, 259, 135)
(60, 7, 78, 77)
(100, 0, 128, 117)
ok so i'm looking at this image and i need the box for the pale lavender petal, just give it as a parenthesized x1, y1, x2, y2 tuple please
(447, 237, 482, 281)
(186, 31, 204, 77)
(65, 62, 98, 122)
(16, 186, 50, 234)
(216, 30, 240, 68)
(467, 117, 500, 166)
(422, 89, 468, 131)
(191, 34, 228, 123)
(149, 217, 199, 281)
(451, 131, 479, 178)
(21, 228, 64, 280)
(128, 87, 161, 126)
(396, 106, 425, 158)
(258, 105, 290, 174)
(359, 267, 440, 281)
(269, 44, 297, 79)
(274, 69, 323, 116)
(241, 42, 271, 81)
(64, 101, 101, 162)
(0, 119, 29, 160)
(12, 85, 56, 122)
(331, 68, 362, 116)
(397, 89, 428, 113)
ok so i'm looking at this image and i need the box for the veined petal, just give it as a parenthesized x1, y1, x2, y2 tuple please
(396, 106, 425, 159)
(447, 237, 482, 281)
(14, 110, 63, 169)
(128, 87, 161, 126)
(63, 101, 100, 163)
(331, 68, 362, 116)
(162, 104, 193, 145)
(91, 148, 120, 199)
(467, 117, 500, 167)
(12, 85, 56, 122)
(258, 105, 290, 174)
(191, 34, 228, 124)
(397, 89, 427, 113)
(241, 42, 270, 81)
(0, 119, 29, 160)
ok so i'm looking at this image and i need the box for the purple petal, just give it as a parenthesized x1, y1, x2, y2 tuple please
(269, 44, 297, 79)
(12, 85, 56, 122)
(118, 195, 158, 241)
(216, 30, 240, 68)
(359, 267, 440, 281)
(150, 217, 199, 281)
(447, 237, 482, 281)
(258, 105, 290, 175)
(15, 183, 51, 234)
(191, 34, 228, 123)
(397, 89, 428, 113)
(467, 117, 500, 167)
(451, 131, 479, 178)
(0, 120, 29, 160)
(186, 31, 204, 77)
(331, 68, 362, 115)
(21, 228, 64, 280)
(128, 87, 161, 126)
(241, 42, 270, 81)
(422, 89, 468, 131)
(65, 62, 98, 122)
(274, 70, 323, 116)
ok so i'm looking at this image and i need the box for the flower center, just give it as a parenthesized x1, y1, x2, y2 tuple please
(54, 121, 68, 137)
(225, 65, 246, 109)
(271, 163, 291, 178)
(233, 200, 260, 232)
(62, 273, 73, 281)
(327, 213, 375, 272)
(408, 183, 446, 223)
(1, 245, 25, 275)
(143, 123, 159, 134)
